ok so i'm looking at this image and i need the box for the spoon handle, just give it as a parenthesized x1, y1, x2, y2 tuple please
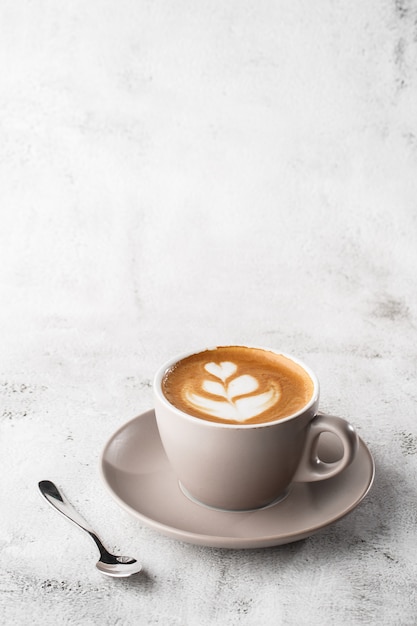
(38, 480, 96, 535)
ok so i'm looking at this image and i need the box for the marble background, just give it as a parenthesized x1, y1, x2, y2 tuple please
(1, 0, 417, 624)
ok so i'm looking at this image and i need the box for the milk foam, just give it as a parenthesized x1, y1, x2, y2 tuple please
(184, 361, 281, 422)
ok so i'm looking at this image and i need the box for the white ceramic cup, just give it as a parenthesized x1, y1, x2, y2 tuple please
(153, 347, 359, 511)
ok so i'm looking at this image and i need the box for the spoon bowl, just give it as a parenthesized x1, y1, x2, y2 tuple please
(96, 557, 141, 578)
(39, 480, 142, 578)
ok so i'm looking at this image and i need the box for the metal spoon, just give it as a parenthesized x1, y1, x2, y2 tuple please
(38, 480, 142, 578)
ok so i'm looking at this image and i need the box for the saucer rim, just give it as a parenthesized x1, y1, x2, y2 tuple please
(99, 410, 375, 549)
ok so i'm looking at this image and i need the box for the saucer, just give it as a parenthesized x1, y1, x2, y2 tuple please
(100, 410, 375, 549)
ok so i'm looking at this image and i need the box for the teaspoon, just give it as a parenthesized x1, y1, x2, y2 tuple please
(38, 480, 142, 578)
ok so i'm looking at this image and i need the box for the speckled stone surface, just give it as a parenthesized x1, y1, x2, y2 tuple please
(1, 1, 417, 624)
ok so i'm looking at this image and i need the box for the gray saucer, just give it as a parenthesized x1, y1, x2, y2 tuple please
(100, 410, 375, 549)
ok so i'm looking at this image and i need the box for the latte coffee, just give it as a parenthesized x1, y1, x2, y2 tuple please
(161, 346, 315, 425)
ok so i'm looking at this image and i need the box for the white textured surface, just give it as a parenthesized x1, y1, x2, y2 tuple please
(1, 1, 417, 624)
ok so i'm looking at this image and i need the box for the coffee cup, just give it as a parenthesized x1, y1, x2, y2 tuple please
(153, 345, 358, 511)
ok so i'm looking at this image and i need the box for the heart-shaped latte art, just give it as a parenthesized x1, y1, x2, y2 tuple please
(204, 361, 237, 381)
(187, 360, 281, 421)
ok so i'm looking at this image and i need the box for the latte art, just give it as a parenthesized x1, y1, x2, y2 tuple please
(185, 361, 281, 421)
(161, 346, 315, 425)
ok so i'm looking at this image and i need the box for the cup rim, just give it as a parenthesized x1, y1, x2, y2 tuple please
(153, 345, 320, 429)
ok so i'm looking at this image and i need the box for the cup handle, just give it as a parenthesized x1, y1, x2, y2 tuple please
(292, 413, 359, 483)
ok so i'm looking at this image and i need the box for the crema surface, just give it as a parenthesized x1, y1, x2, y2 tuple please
(161, 346, 314, 425)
